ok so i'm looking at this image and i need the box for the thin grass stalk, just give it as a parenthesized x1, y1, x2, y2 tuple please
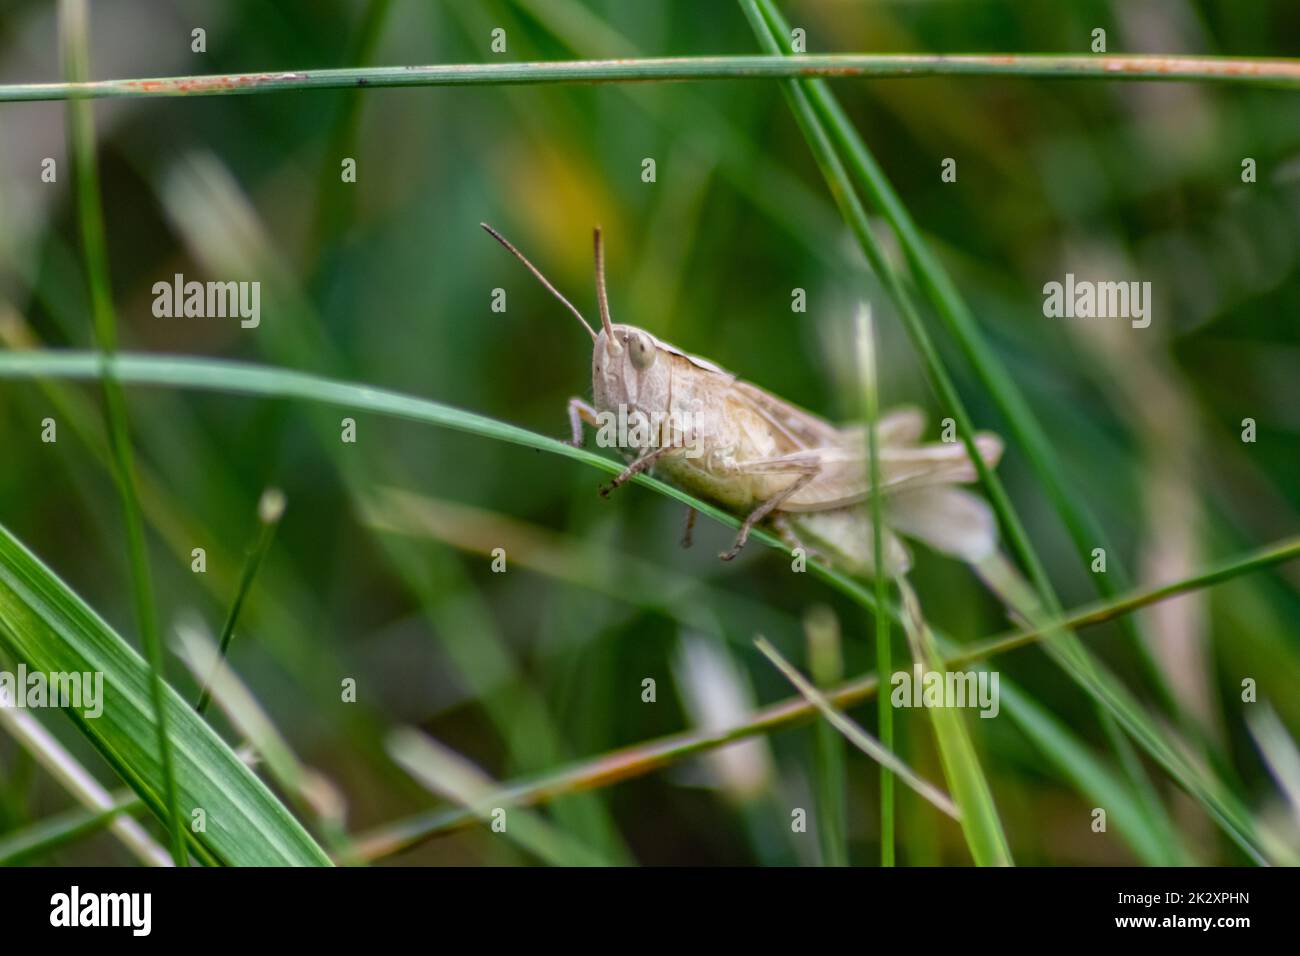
(756, 637, 958, 820)
(387, 728, 611, 866)
(308, 0, 394, 263)
(58, 0, 186, 866)
(0, 516, 329, 866)
(0, 791, 143, 866)
(804, 608, 849, 865)
(738, 0, 1056, 859)
(4, 53, 1300, 102)
(1246, 705, 1300, 834)
(855, 305, 895, 865)
(194, 489, 285, 715)
(0, 702, 169, 866)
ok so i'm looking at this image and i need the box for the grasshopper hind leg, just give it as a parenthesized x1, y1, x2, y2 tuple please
(720, 468, 818, 562)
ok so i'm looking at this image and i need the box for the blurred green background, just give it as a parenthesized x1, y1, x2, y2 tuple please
(1, 0, 1299, 865)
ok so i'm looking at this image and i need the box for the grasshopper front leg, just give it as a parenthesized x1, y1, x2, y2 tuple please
(599, 445, 676, 498)
(680, 507, 697, 549)
(566, 397, 599, 447)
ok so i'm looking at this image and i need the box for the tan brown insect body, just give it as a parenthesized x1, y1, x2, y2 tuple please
(482, 223, 1002, 573)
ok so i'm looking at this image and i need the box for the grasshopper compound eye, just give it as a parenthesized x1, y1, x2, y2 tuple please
(628, 331, 657, 370)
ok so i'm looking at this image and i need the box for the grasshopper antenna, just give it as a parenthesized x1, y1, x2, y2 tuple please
(480, 222, 597, 342)
(593, 226, 621, 352)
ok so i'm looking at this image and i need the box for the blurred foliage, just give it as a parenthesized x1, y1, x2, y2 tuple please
(1, 0, 1299, 865)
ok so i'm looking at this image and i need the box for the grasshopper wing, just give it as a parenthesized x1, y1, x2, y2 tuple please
(777, 429, 1004, 512)
(700, 372, 1001, 512)
(685, 362, 924, 453)
(726, 379, 842, 451)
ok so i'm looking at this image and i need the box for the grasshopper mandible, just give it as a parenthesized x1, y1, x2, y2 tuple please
(481, 223, 1003, 572)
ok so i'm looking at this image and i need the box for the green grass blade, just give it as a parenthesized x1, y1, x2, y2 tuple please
(740, 0, 1052, 614)
(744, 0, 1193, 857)
(803, 608, 849, 866)
(175, 623, 354, 861)
(0, 519, 334, 866)
(750, 0, 1180, 719)
(3, 347, 1296, 625)
(59, 0, 186, 864)
(977, 553, 1272, 864)
(1247, 705, 1300, 841)
(747, 3, 1183, 739)
(894, 580, 1014, 866)
(996, 683, 1183, 865)
(0, 348, 779, 546)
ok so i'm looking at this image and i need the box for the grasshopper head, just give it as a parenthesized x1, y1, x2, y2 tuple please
(593, 323, 667, 413)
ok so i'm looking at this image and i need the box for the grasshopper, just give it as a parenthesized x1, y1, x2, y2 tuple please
(481, 223, 1002, 572)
